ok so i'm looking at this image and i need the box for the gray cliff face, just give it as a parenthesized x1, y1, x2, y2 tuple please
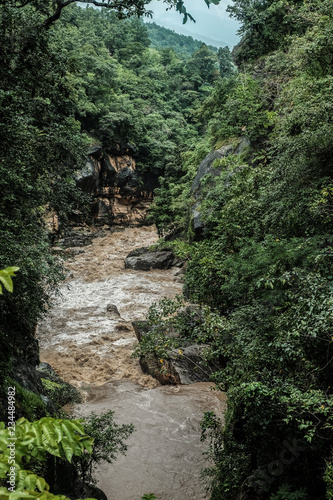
(75, 144, 157, 226)
(190, 137, 250, 238)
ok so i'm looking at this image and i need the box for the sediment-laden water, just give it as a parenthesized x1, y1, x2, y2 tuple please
(37, 225, 226, 500)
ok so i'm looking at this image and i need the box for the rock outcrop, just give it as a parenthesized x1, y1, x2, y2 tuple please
(133, 321, 219, 385)
(124, 247, 176, 271)
(74, 144, 158, 226)
(166, 345, 214, 384)
(190, 137, 250, 239)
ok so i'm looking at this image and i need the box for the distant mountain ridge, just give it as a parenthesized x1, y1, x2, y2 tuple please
(145, 22, 219, 58)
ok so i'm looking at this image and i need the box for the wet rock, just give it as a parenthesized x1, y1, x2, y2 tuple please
(87, 144, 103, 159)
(132, 320, 150, 342)
(106, 304, 120, 316)
(138, 345, 217, 385)
(191, 137, 249, 197)
(9, 354, 56, 417)
(13, 360, 45, 394)
(51, 246, 66, 255)
(132, 321, 180, 384)
(124, 247, 175, 271)
(101, 156, 117, 186)
(115, 324, 133, 332)
(96, 199, 114, 225)
(105, 143, 137, 157)
(69, 248, 86, 256)
(60, 230, 94, 248)
(37, 362, 82, 407)
(139, 354, 180, 385)
(83, 484, 107, 500)
(37, 362, 57, 377)
(75, 159, 99, 194)
(167, 345, 214, 384)
(174, 267, 186, 282)
(115, 167, 140, 197)
(73, 144, 154, 227)
(133, 322, 219, 385)
(132, 320, 179, 343)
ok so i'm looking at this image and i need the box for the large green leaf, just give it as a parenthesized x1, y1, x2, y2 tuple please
(0, 267, 19, 294)
(60, 437, 74, 463)
(64, 420, 84, 435)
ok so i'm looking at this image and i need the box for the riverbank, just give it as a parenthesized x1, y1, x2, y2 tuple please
(37, 225, 226, 500)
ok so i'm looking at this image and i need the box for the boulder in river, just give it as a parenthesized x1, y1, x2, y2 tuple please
(124, 246, 175, 270)
(139, 345, 216, 385)
(106, 303, 120, 316)
(133, 321, 219, 385)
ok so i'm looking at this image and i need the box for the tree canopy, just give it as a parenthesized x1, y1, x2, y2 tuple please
(3, 0, 221, 27)
(1, 0, 333, 497)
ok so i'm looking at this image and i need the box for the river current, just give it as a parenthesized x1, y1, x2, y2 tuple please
(37, 225, 226, 500)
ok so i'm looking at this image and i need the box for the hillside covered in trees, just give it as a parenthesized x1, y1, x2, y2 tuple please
(145, 21, 218, 58)
(0, 0, 231, 408)
(148, 0, 333, 498)
(0, 0, 333, 498)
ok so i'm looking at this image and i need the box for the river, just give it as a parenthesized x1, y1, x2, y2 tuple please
(37, 225, 226, 500)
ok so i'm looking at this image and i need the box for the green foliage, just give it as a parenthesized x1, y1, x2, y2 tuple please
(201, 73, 276, 145)
(152, 238, 191, 260)
(228, 0, 315, 63)
(0, 417, 94, 499)
(132, 296, 227, 368)
(200, 411, 224, 464)
(74, 411, 134, 486)
(141, 495, 157, 500)
(146, 22, 216, 58)
(54, 6, 217, 179)
(324, 456, 333, 500)
(41, 379, 82, 410)
(270, 484, 307, 500)
(184, 43, 219, 91)
(217, 46, 235, 78)
(148, 1, 333, 498)
(150, 140, 211, 236)
(1, 0, 332, 498)
(0, 268, 19, 295)
(0, 2, 88, 372)
(13, 385, 47, 422)
(0, 0, 220, 403)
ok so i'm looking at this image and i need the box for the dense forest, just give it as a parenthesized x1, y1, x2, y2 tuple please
(147, 0, 333, 498)
(0, 0, 333, 498)
(145, 22, 218, 58)
(0, 0, 229, 379)
(0, 0, 232, 399)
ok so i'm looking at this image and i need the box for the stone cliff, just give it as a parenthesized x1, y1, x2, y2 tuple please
(75, 144, 157, 226)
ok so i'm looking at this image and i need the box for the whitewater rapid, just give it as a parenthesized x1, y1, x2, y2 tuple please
(37, 225, 226, 500)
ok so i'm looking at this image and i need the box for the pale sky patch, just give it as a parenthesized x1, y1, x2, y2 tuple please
(147, 0, 240, 48)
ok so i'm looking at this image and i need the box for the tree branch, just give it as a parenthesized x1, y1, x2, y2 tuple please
(43, 0, 151, 27)
(43, 0, 74, 27)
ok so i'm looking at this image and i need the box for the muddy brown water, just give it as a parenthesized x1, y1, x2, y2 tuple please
(37, 226, 227, 500)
